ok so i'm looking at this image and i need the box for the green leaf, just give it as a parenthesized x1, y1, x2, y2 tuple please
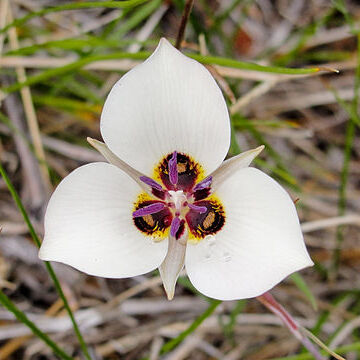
(0, 164, 91, 360)
(0, 290, 73, 360)
(290, 273, 318, 311)
(2, 51, 325, 95)
(160, 300, 221, 354)
(0, 0, 150, 34)
(190, 54, 323, 75)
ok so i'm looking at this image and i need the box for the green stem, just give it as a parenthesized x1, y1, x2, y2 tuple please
(333, 33, 360, 271)
(190, 54, 322, 74)
(0, 290, 73, 360)
(160, 300, 221, 354)
(0, 164, 91, 360)
(2, 51, 326, 95)
(269, 341, 360, 360)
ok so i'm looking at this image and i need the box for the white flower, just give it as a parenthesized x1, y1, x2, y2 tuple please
(39, 38, 313, 301)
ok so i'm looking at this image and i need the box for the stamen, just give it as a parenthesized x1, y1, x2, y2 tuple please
(168, 151, 178, 185)
(193, 176, 212, 191)
(170, 216, 181, 237)
(188, 203, 207, 214)
(133, 202, 165, 218)
(139, 176, 163, 190)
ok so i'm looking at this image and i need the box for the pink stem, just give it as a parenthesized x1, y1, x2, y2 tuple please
(257, 292, 325, 360)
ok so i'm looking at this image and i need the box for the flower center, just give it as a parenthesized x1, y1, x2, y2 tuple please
(168, 190, 187, 214)
(133, 151, 225, 242)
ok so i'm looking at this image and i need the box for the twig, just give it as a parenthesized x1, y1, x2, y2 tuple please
(164, 335, 202, 360)
(0, 55, 351, 80)
(0, 293, 339, 338)
(175, 0, 195, 49)
(301, 214, 360, 233)
(301, 328, 345, 360)
(104, 276, 164, 310)
(0, 290, 72, 360)
(261, 87, 354, 113)
(6, 3, 51, 193)
(328, 316, 360, 349)
(160, 300, 221, 354)
(149, 337, 164, 360)
(0, 297, 70, 359)
(0, 0, 9, 54)
(100, 2, 169, 96)
(3, 92, 46, 209)
(230, 78, 278, 114)
(199, 33, 236, 104)
(0, 164, 92, 360)
(41, 136, 103, 163)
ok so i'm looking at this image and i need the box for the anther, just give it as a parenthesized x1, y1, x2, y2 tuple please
(139, 176, 163, 190)
(133, 202, 165, 218)
(193, 176, 212, 191)
(168, 151, 178, 185)
(170, 216, 181, 237)
(188, 203, 207, 214)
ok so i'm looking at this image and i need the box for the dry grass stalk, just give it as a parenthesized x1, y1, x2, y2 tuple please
(5, 2, 51, 193)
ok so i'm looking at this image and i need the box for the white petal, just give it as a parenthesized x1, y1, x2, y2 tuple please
(159, 229, 188, 300)
(185, 167, 313, 300)
(209, 145, 264, 192)
(39, 162, 168, 278)
(101, 38, 230, 176)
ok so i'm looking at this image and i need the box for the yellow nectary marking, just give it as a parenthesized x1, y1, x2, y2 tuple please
(133, 152, 220, 243)
(203, 211, 216, 229)
(143, 214, 155, 227)
(177, 162, 187, 173)
(134, 192, 152, 205)
(133, 192, 171, 241)
(153, 152, 205, 191)
(186, 194, 225, 244)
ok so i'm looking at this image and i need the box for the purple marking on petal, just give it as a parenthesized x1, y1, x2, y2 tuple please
(185, 200, 225, 238)
(170, 216, 181, 237)
(187, 203, 207, 214)
(168, 151, 178, 185)
(133, 202, 165, 218)
(140, 176, 163, 190)
(193, 176, 212, 191)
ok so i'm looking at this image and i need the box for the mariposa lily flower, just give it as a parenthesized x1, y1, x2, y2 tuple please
(39, 38, 313, 300)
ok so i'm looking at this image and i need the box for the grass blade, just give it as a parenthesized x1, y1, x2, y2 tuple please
(2, 51, 327, 95)
(0, 164, 91, 360)
(0, 0, 150, 34)
(290, 273, 318, 311)
(160, 300, 221, 354)
(190, 54, 324, 74)
(0, 290, 73, 360)
(268, 341, 360, 360)
(332, 31, 360, 272)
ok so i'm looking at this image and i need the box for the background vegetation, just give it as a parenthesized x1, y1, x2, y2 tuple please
(0, 0, 359, 359)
